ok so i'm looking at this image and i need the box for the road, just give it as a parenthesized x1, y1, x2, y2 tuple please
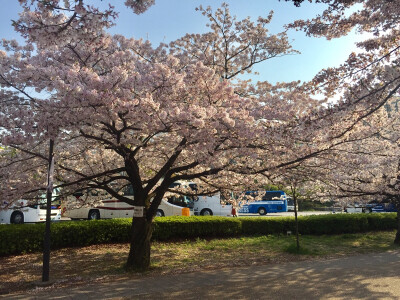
(4, 250, 400, 299)
(58, 211, 334, 221)
(238, 210, 334, 217)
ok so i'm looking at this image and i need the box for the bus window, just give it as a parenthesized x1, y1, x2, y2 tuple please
(189, 183, 198, 191)
(123, 185, 134, 196)
(262, 191, 285, 200)
(90, 190, 99, 196)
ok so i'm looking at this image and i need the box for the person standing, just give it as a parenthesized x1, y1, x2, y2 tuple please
(231, 205, 238, 217)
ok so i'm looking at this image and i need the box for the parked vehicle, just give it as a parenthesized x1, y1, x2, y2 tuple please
(238, 199, 288, 215)
(239, 190, 288, 215)
(286, 196, 298, 212)
(63, 187, 189, 219)
(244, 190, 286, 201)
(363, 203, 378, 213)
(344, 203, 380, 213)
(63, 198, 185, 219)
(344, 205, 364, 213)
(168, 181, 233, 217)
(166, 195, 194, 209)
(0, 200, 61, 224)
(262, 190, 287, 201)
(193, 193, 233, 216)
(372, 203, 397, 213)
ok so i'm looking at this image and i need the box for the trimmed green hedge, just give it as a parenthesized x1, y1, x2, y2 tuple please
(0, 213, 397, 256)
(240, 213, 397, 235)
(0, 219, 133, 256)
(152, 216, 241, 240)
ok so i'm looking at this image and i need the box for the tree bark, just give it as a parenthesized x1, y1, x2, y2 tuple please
(126, 216, 153, 271)
(394, 204, 400, 245)
(42, 138, 54, 282)
(290, 185, 300, 251)
(294, 194, 300, 251)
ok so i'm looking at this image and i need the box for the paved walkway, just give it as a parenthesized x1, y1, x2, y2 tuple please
(3, 250, 400, 299)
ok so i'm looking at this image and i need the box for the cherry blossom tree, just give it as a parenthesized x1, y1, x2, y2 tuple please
(281, 0, 400, 244)
(0, 1, 322, 271)
(312, 102, 400, 244)
(269, 169, 319, 250)
(287, 0, 400, 134)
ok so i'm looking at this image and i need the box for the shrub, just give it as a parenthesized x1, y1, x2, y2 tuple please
(50, 219, 132, 247)
(240, 217, 294, 235)
(0, 224, 44, 255)
(298, 214, 370, 235)
(366, 213, 397, 231)
(0, 213, 397, 256)
(0, 219, 133, 256)
(152, 216, 242, 240)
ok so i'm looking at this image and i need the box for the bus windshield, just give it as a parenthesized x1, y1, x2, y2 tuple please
(28, 204, 60, 209)
(167, 195, 194, 208)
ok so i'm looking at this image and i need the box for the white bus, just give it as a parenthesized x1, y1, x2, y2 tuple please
(167, 182, 233, 217)
(63, 189, 189, 220)
(193, 193, 233, 216)
(0, 200, 62, 224)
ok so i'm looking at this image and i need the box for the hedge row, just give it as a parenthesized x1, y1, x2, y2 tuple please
(0, 213, 397, 256)
(240, 213, 397, 235)
(152, 216, 241, 240)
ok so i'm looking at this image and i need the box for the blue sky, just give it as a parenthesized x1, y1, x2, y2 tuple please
(0, 0, 365, 84)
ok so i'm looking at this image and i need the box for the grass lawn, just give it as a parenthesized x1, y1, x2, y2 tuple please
(1, 230, 398, 295)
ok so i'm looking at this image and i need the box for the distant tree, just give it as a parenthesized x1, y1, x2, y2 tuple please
(265, 163, 327, 251)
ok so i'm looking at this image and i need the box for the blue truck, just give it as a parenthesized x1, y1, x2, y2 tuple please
(239, 191, 288, 215)
(371, 203, 397, 213)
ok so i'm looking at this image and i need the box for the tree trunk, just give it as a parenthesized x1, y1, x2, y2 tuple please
(294, 195, 300, 251)
(125, 216, 153, 271)
(42, 138, 54, 282)
(394, 207, 400, 246)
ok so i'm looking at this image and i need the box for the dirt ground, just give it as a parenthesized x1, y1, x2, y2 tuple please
(0, 242, 315, 295)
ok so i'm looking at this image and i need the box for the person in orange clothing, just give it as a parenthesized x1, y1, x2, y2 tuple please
(231, 205, 237, 217)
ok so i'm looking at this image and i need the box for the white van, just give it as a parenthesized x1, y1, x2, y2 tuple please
(193, 193, 232, 216)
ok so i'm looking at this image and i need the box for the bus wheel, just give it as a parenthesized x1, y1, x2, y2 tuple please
(156, 209, 165, 217)
(364, 208, 372, 213)
(11, 211, 24, 224)
(201, 209, 213, 216)
(88, 210, 100, 220)
(258, 207, 267, 215)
